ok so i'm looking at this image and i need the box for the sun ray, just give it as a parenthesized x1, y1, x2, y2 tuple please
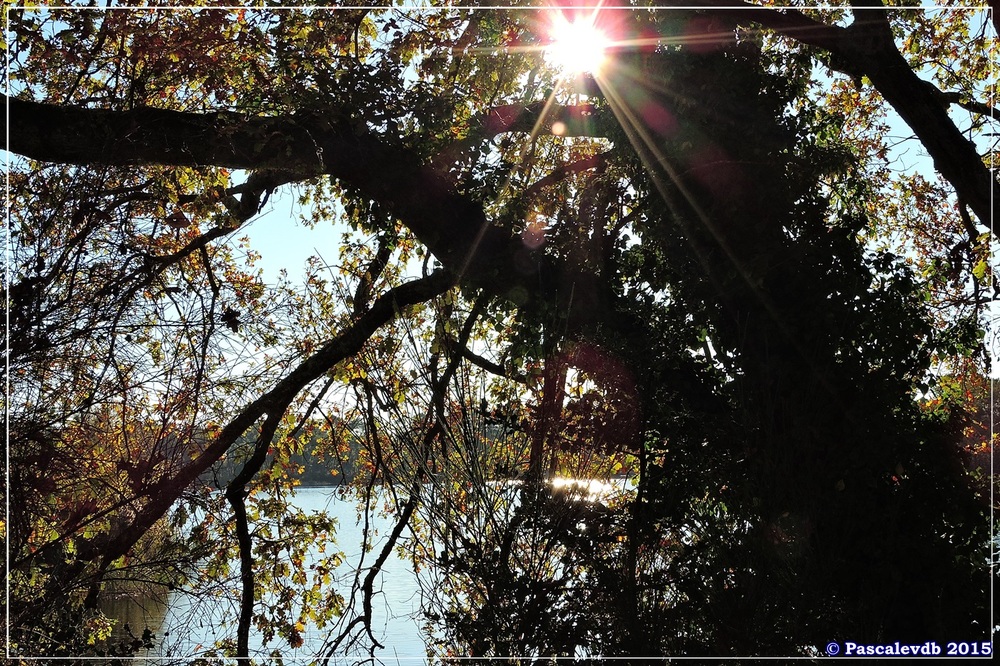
(596, 56, 843, 400)
(447, 5, 752, 287)
(454, 86, 568, 283)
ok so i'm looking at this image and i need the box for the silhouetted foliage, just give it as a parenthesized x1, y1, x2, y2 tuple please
(4, 2, 994, 662)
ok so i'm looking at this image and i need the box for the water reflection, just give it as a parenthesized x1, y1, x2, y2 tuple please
(100, 591, 168, 651)
(549, 476, 623, 501)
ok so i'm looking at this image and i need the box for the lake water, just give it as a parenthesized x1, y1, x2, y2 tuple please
(104, 479, 631, 663)
(107, 486, 433, 664)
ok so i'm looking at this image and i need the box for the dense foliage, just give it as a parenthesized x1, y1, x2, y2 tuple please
(3, 1, 995, 662)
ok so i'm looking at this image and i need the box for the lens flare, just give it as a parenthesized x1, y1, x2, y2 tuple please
(546, 16, 610, 74)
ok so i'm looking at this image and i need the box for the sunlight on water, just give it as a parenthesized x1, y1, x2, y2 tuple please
(550, 476, 617, 501)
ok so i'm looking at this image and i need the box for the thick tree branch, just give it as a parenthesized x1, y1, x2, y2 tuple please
(431, 101, 609, 176)
(219, 168, 310, 224)
(522, 152, 610, 202)
(836, 8, 997, 225)
(476, 100, 606, 139)
(6, 98, 323, 171)
(5, 96, 607, 327)
(930, 87, 995, 119)
(667, 0, 849, 53)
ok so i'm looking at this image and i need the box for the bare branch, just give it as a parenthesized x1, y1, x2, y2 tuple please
(459, 346, 524, 383)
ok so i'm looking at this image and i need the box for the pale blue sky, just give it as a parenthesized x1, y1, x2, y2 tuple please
(233, 183, 346, 288)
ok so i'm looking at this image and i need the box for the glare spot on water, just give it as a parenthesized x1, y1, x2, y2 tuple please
(550, 477, 617, 502)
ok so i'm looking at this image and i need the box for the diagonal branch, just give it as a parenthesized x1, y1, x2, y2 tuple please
(76, 269, 455, 565)
(663, 0, 849, 53)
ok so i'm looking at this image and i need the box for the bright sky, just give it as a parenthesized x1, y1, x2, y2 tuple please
(234, 183, 347, 287)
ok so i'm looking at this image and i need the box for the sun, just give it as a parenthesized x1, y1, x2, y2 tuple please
(546, 15, 610, 75)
